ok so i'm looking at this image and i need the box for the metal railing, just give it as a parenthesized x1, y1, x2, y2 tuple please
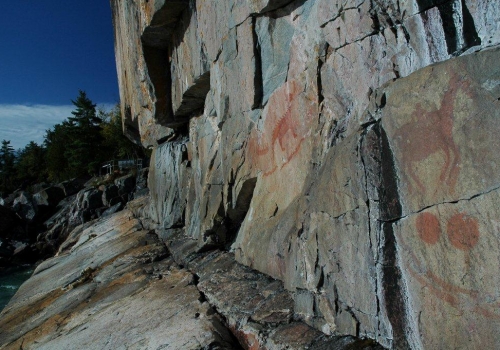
(101, 159, 143, 175)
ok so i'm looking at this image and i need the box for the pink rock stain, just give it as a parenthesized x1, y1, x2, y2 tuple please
(247, 80, 315, 176)
(231, 326, 263, 350)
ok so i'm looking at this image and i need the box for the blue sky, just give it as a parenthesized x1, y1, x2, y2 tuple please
(0, 1, 118, 149)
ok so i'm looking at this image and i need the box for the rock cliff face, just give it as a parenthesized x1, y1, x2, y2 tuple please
(111, 0, 500, 348)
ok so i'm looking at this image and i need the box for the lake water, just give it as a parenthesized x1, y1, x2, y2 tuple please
(0, 265, 34, 312)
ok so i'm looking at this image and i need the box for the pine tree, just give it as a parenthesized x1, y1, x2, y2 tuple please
(100, 105, 145, 160)
(0, 139, 16, 194)
(15, 141, 47, 186)
(64, 90, 104, 176)
(45, 121, 72, 181)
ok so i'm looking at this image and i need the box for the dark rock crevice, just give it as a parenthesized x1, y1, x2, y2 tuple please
(416, 0, 481, 55)
(252, 16, 264, 110)
(317, 43, 327, 107)
(142, 45, 175, 126)
(173, 71, 211, 119)
(226, 177, 257, 249)
(123, 105, 142, 145)
(319, 5, 359, 28)
(139, 0, 211, 129)
(141, 0, 190, 49)
(202, 177, 257, 251)
(258, 0, 309, 17)
(360, 120, 410, 348)
(377, 124, 409, 350)
(460, 0, 481, 51)
(359, 123, 382, 340)
(385, 183, 500, 224)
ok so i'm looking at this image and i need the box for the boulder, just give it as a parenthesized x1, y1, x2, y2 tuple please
(81, 189, 103, 210)
(114, 174, 136, 195)
(56, 177, 87, 197)
(0, 207, 237, 349)
(1, 190, 21, 207)
(12, 192, 37, 222)
(101, 185, 119, 207)
(30, 183, 49, 194)
(33, 186, 65, 208)
(101, 202, 123, 217)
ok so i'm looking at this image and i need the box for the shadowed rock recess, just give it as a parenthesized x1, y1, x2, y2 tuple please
(1, 0, 500, 349)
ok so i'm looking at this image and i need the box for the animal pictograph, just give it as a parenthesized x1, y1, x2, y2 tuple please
(393, 72, 472, 195)
(397, 70, 493, 319)
(248, 80, 315, 176)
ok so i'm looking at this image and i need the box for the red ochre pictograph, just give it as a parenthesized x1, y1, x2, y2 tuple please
(399, 68, 494, 317)
(247, 80, 316, 176)
(416, 212, 441, 245)
(406, 210, 495, 318)
(416, 212, 479, 251)
(408, 70, 480, 252)
(447, 213, 480, 250)
(393, 71, 473, 196)
(402, 69, 480, 251)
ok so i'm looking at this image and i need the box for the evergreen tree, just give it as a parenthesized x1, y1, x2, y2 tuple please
(100, 105, 145, 160)
(0, 140, 16, 194)
(15, 141, 47, 186)
(1, 91, 148, 189)
(64, 90, 104, 176)
(45, 121, 72, 181)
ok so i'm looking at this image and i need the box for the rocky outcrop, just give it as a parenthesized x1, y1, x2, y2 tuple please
(0, 198, 384, 349)
(0, 171, 148, 268)
(107, 0, 500, 349)
(0, 204, 236, 349)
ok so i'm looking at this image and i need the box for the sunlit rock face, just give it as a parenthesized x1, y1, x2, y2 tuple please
(0, 205, 237, 349)
(111, 0, 500, 348)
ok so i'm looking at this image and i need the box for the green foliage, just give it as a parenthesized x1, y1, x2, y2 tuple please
(1, 91, 147, 194)
(15, 141, 47, 186)
(100, 106, 144, 160)
(45, 121, 72, 181)
(64, 91, 104, 176)
(0, 140, 16, 194)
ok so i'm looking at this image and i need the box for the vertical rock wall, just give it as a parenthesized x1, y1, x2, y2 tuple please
(111, 0, 500, 348)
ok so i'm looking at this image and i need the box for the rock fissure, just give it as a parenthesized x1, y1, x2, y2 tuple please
(375, 123, 412, 349)
(319, 5, 360, 28)
(252, 16, 264, 110)
(379, 183, 500, 224)
(359, 123, 382, 340)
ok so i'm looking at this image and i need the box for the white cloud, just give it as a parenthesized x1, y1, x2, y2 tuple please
(0, 103, 116, 150)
